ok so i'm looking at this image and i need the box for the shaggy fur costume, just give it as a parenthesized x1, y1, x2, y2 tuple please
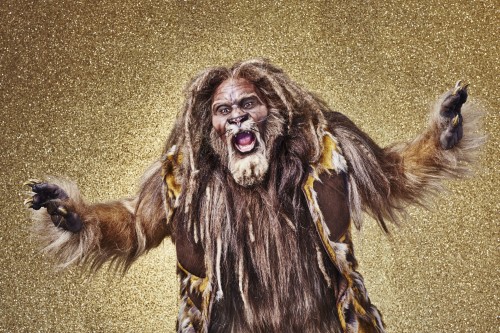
(26, 59, 484, 333)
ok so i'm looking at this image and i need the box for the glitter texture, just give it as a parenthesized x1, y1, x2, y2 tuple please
(1, 1, 498, 332)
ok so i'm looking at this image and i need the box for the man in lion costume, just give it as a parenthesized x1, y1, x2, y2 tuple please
(24, 59, 483, 333)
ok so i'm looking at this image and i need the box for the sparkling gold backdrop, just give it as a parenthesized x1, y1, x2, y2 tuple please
(1, 1, 498, 332)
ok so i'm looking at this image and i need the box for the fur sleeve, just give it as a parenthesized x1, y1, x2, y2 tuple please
(31, 161, 171, 271)
(326, 96, 485, 231)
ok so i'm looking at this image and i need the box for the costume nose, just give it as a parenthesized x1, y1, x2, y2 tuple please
(227, 113, 249, 127)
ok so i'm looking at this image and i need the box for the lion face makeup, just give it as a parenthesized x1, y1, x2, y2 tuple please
(211, 78, 270, 186)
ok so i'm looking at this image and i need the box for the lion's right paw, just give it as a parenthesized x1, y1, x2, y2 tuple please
(438, 81, 468, 150)
(24, 180, 83, 233)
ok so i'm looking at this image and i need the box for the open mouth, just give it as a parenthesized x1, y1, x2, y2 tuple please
(232, 131, 257, 154)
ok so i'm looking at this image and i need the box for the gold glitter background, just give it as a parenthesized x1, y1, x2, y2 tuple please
(1, 1, 498, 332)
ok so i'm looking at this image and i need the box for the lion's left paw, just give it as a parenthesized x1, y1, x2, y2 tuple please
(439, 81, 468, 150)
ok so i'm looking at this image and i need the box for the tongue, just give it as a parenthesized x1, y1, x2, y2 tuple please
(235, 132, 254, 146)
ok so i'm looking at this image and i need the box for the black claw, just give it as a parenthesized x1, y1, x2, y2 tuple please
(31, 183, 69, 200)
(440, 82, 468, 118)
(458, 87, 468, 104)
(31, 202, 42, 210)
(23, 179, 42, 189)
(32, 194, 44, 207)
(25, 182, 70, 215)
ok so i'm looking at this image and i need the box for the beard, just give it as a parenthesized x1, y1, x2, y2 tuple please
(227, 127, 269, 187)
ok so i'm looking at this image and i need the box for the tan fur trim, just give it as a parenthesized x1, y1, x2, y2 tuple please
(246, 208, 255, 242)
(315, 244, 332, 288)
(304, 137, 386, 332)
(132, 201, 147, 258)
(162, 146, 183, 210)
(304, 131, 349, 265)
(177, 261, 211, 333)
(215, 236, 223, 300)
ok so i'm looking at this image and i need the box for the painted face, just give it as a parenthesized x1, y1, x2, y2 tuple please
(211, 78, 269, 138)
(210, 78, 270, 186)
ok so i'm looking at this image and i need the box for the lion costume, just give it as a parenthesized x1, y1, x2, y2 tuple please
(25, 59, 484, 333)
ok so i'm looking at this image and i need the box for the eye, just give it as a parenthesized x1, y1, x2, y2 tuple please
(243, 101, 254, 109)
(242, 98, 256, 109)
(217, 106, 231, 115)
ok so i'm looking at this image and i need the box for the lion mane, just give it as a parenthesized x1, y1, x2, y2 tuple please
(163, 59, 394, 332)
(164, 60, 343, 331)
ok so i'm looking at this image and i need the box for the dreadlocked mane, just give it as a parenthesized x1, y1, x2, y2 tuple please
(165, 59, 393, 332)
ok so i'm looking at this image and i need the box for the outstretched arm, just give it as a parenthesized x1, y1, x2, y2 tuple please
(24, 161, 170, 271)
(328, 82, 485, 230)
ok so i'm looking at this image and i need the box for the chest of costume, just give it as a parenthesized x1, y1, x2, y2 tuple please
(163, 132, 384, 333)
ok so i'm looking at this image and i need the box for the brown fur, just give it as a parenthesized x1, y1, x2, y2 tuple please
(32, 162, 168, 272)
